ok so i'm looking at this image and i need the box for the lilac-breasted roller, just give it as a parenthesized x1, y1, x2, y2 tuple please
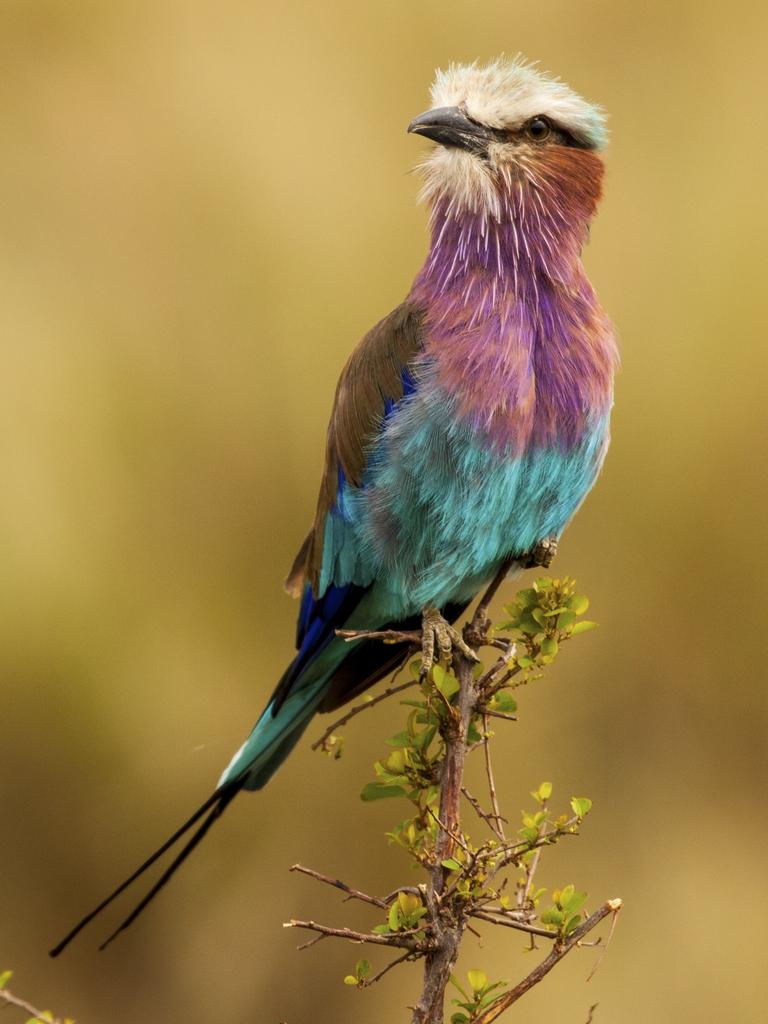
(51, 57, 617, 955)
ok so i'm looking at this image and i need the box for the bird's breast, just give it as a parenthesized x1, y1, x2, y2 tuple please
(358, 381, 610, 612)
(419, 271, 616, 456)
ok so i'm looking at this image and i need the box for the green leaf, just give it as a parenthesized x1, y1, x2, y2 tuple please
(398, 892, 422, 916)
(467, 969, 488, 994)
(515, 588, 539, 609)
(540, 907, 564, 926)
(565, 914, 583, 934)
(493, 691, 517, 713)
(540, 636, 558, 657)
(385, 731, 411, 748)
(556, 610, 576, 631)
(371, 924, 390, 935)
(0, 971, 12, 990)
(343, 975, 358, 986)
(384, 750, 406, 773)
(388, 902, 401, 931)
(478, 983, 508, 1008)
(355, 958, 371, 980)
(413, 725, 437, 749)
(570, 796, 593, 819)
(441, 858, 462, 872)
(571, 620, 598, 635)
(567, 594, 590, 614)
(433, 666, 460, 699)
(360, 783, 408, 801)
(561, 889, 588, 915)
(449, 975, 471, 1000)
(451, 1015, 470, 1024)
(467, 721, 483, 744)
(518, 613, 542, 635)
(558, 884, 575, 906)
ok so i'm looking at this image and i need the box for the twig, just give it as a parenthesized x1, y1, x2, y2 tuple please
(0, 986, 63, 1023)
(472, 899, 623, 1024)
(585, 896, 621, 982)
(297, 933, 328, 951)
(473, 557, 516, 633)
(488, 817, 580, 882)
(284, 918, 431, 951)
(425, 806, 472, 856)
(311, 675, 415, 751)
(482, 709, 518, 723)
(476, 641, 518, 689)
(482, 713, 506, 842)
(362, 950, 418, 987)
(519, 845, 542, 911)
(290, 864, 387, 909)
(336, 628, 422, 645)
(461, 786, 507, 835)
(470, 909, 557, 940)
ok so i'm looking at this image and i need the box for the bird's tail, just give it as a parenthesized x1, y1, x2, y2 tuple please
(48, 672, 331, 957)
(48, 779, 243, 957)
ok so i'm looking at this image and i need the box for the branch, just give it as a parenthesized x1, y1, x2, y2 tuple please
(335, 628, 421, 645)
(0, 986, 64, 1024)
(473, 899, 623, 1024)
(482, 713, 506, 842)
(290, 564, 620, 1023)
(362, 950, 419, 987)
(311, 674, 415, 751)
(283, 918, 431, 952)
(412, 561, 512, 1024)
(470, 909, 558, 940)
(473, 557, 516, 632)
(290, 864, 388, 909)
(482, 709, 518, 723)
(461, 786, 507, 836)
(487, 817, 580, 882)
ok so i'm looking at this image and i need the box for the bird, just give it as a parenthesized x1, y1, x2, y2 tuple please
(50, 56, 618, 956)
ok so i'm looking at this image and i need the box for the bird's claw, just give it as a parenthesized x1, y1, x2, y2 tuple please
(522, 537, 558, 569)
(420, 605, 479, 676)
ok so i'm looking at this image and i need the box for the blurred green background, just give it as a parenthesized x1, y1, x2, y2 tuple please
(1, 1, 766, 1021)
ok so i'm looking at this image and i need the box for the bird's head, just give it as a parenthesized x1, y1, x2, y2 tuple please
(409, 57, 606, 227)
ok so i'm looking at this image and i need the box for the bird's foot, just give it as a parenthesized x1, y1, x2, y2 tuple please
(522, 537, 558, 570)
(420, 605, 479, 676)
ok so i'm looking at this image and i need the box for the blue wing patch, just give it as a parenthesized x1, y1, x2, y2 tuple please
(276, 365, 419, 715)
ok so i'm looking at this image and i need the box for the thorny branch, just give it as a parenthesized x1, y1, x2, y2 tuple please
(289, 553, 620, 1023)
(473, 900, 623, 1024)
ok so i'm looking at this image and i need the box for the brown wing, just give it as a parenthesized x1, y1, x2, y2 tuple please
(285, 301, 424, 597)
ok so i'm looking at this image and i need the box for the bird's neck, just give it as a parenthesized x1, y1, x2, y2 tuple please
(409, 148, 616, 453)
(412, 147, 605, 311)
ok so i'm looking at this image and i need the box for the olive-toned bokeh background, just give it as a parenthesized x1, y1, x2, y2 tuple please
(1, 2, 766, 1022)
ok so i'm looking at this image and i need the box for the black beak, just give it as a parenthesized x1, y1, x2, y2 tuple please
(407, 106, 496, 155)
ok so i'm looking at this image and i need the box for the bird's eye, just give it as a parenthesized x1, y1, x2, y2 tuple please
(525, 117, 551, 142)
